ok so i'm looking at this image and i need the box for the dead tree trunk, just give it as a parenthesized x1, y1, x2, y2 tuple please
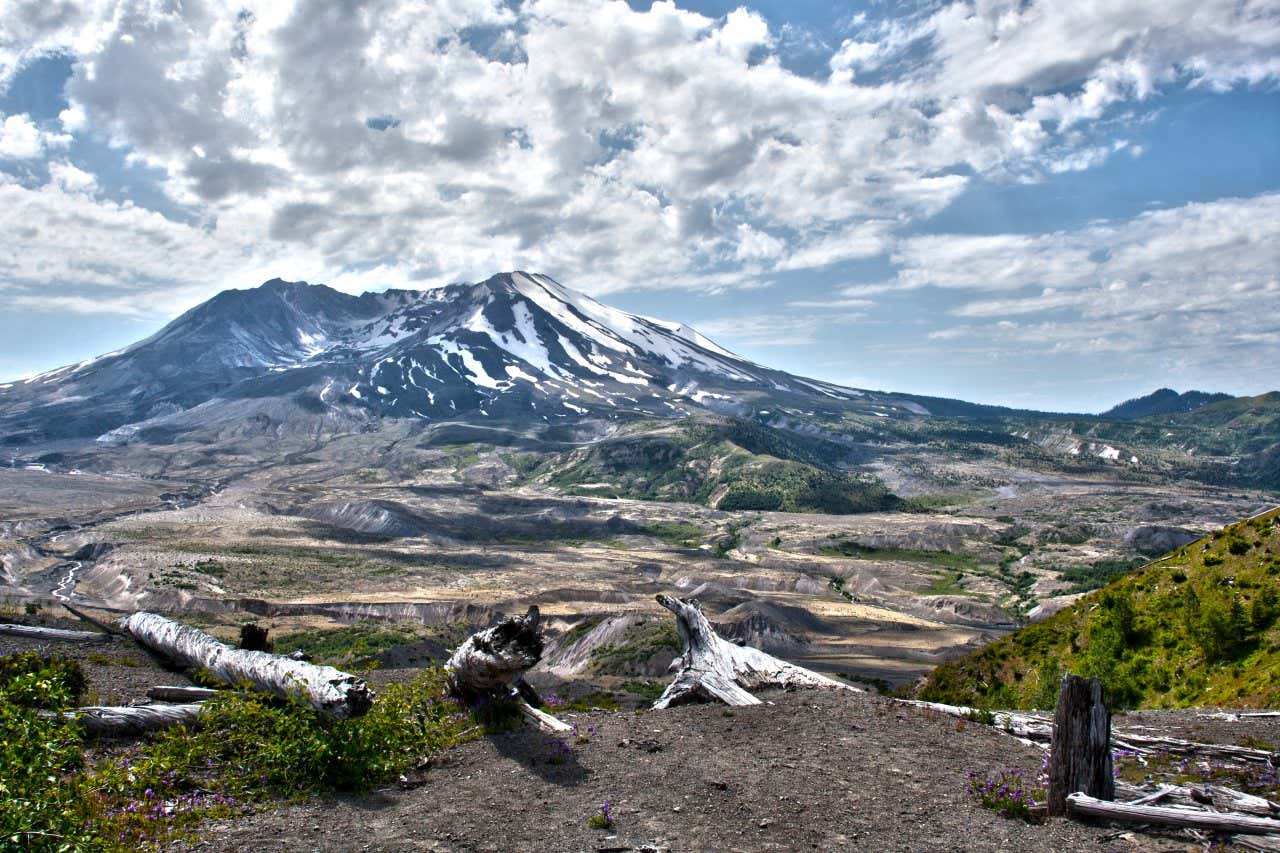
(51, 703, 206, 737)
(147, 685, 220, 703)
(1048, 675, 1113, 817)
(653, 594, 854, 709)
(446, 606, 571, 733)
(121, 612, 374, 719)
(0, 623, 111, 643)
(1067, 793, 1280, 835)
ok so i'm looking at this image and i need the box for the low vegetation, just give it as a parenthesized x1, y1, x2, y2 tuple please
(274, 622, 425, 666)
(918, 508, 1280, 709)
(0, 651, 491, 851)
(589, 620, 680, 676)
(533, 418, 904, 515)
(966, 768, 1044, 823)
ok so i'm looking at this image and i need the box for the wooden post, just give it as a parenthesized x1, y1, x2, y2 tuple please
(1048, 674, 1113, 816)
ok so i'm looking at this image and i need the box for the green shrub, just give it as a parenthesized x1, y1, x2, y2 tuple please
(0, 652, 87, 709)
(0, 654, 93, 850)
(0, 665, 483, 850)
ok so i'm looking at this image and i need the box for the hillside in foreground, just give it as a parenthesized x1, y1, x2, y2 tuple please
(918, 506, 1280, 709)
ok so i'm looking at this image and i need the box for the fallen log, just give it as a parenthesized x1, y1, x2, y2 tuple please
(903, 699, 1280, 768)
(49, 703, 206, 737)
(1114, 731, 1279, 765)
(1235, 834, 1280, 851)
(1118, 780, 1280, 816)
(446, 607, 571, 733)
(652, 594, 854, 709)
(1066, 792, 1280, 835)
(147, 685, 220, 703)
(61, 602, 126, 637)
(0, 623, 111, 643)
(1197, 785, 1280, 817)
(121, 612, 373, 719)
(903, 700, 1052, 742)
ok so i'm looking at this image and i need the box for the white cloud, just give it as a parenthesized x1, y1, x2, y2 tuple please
(0, 0, 1274, 320)
(696, 311, 866, 347)
(0, 113, 62, 159)
(896, 193, 1280, 368)
(47, 160, 96, 193)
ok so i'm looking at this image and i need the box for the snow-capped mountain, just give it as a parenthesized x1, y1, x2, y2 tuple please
(0, 272, 922, 445)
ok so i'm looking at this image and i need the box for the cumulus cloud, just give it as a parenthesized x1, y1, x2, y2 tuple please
(905, 193, 1280, 367)
(0, 0, 1274, 321)
(0, 112, 68, 159)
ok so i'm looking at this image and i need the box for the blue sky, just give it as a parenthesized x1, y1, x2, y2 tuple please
(0, 0, 1277, 412)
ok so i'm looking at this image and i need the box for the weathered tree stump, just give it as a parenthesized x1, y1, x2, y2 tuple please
(121, 612, 374, 719)
(239, 624, 273, 652)
(446, 607, 571, 733)
(653, 594, 854, 709)
(1048, 674, 1113, 816)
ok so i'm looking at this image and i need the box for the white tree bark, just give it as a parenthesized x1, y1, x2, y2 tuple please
(50, 703, 206, 737)
(147, 685, 220, 703)
(446, 606, 572, 733)
(121, 612, 374, 719)
(904, 699, 1280, 767)
(652, 594, 855, 709)
(0, 623, 111, 643)
(1067, 793, 1280, 835)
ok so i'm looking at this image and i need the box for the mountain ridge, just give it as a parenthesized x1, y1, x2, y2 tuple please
(0, 272, 986, 446)
(1102, 387, 1234, 419)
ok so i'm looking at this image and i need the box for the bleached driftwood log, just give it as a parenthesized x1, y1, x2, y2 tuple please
(903, 700, 1052, 743)
(652, 594, 854, 709)
(904, 699, 1280, 767)
(50, 703, 206, 737)
(1112, 731, 1279, 765)
(147, 685, 220, 703)
(446, 606, 571, 733)
(121, 612, 374, 719)
(1067, 792, 1280, 835)
(0, 623, 111, 643)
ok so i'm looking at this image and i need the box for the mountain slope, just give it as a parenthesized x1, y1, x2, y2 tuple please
(0, 272, 925, 445)
(916, 506, 1280, 709)
(1103, 388, 1233, 419)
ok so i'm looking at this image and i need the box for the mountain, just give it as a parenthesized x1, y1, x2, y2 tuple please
(915, 506, 1280, 709)
(1103, 388, 1233, 419)
(0, 272, 968, 446)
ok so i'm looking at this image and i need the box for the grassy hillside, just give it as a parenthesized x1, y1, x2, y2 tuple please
(531, 418, 905, 514)
(917, 505, 1280, 710)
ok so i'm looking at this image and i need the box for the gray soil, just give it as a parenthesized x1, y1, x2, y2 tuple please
(4, 626, 1259, 851)
(179, 686, 1120, 852)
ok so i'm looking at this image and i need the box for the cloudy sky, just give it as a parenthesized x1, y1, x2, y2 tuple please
(1, 0, 1277, 411)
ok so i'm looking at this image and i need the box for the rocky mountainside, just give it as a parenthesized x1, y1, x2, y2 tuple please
(917, 506, 1280, 709)
(1, 273, 1276, 499)
(0, 273, 960, 446)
